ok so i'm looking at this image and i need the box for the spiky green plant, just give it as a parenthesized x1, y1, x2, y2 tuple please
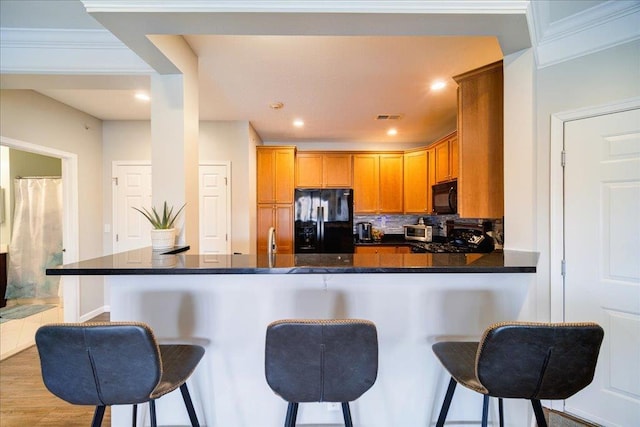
(133, 201, 186, 229)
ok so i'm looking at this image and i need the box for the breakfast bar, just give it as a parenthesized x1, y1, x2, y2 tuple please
(49, 248, 538, 427)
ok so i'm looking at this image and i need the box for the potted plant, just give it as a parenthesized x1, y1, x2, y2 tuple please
(133, 201, 185, 250)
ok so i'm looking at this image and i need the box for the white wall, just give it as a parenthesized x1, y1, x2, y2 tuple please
(101, 120, 151, 256)
(102, 120, 260, 255)
(199, 120, 260, 254)
(534, 39, 640, 320)
(0, 89, 104, 316)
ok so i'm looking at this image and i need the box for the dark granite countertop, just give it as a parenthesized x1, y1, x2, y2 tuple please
(47, 246, 538, 275)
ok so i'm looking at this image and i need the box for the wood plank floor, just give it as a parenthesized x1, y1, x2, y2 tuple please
(0, 313, 112, 427)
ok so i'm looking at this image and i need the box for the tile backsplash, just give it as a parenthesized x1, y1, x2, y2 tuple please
(354, 214, 504, 247)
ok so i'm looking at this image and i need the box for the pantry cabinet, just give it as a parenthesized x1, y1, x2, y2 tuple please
(454, 60, 503, 218)
(256, 146, 295, 253)
(353, 153, 403, 214)
(296, 152, 352, 188)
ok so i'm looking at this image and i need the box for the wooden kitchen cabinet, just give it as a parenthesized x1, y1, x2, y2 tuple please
(295, 152, 352, 188)
(454, 60, 503, 218)
(353, 153, 403, 214)
(434, 132, 458, 183)
(257, 146, 295, 253)
(257, 204, 293, 254)
(257, 146, 295, 204)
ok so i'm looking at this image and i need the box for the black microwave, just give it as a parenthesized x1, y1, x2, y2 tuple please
(432, 180, 457, 214)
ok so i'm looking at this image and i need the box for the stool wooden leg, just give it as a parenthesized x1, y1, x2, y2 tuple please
(531, 399, 548, 427)
(435, 377, 457, 427)
(342, 402, 353, 427)
(180, 383, 200, 426)
(481, 395, 489, 427)
(91, 405, 106, 427)
(285, 402, 298, 427)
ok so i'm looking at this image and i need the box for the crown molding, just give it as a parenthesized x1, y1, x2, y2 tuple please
(82, 0, 529, 14)
(530, 0, 640, 68)
(0, 28, 152, 74)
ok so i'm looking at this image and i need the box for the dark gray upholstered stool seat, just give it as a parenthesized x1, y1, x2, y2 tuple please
(265, 319, 378, 427)
(35, 322, 205, 427)
(432, 322, 604, 427)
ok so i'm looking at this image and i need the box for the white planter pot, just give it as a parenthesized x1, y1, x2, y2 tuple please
(150, 228, 176, 250)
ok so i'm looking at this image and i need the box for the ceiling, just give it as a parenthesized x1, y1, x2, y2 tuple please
(0, 1, 516, 146)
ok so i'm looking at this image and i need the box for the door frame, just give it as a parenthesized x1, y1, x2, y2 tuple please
(0, 135, 80, 322)
(549, 97, 640, 411)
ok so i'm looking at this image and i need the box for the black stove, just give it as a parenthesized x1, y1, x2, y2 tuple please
(410, 222, 495, 254)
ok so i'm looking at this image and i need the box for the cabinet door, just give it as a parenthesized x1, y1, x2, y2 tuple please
(323, 154, 352, 188)
(274, 204, 293, 254)
(274, 149, 295, 203)
(435, 140, 451, 183)
(449, 136, 459, 180)
(257, 204, 275, 253)
(296, 153, 323, 188)
(404, 150, 429, 213)
(379, 154, 404, 213)
(257, 149, 276, 204)
(353, 154, 379, 213)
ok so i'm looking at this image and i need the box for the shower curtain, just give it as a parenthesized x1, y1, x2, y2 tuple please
(6, 177, 63, 299)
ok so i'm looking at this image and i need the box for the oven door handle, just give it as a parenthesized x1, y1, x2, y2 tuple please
(448, 185, 457, 213)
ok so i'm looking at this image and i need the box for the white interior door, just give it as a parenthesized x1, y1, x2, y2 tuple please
(113, 162, 152, 253)
(199, 164, 231, 254)
(564, 108, 640, 426)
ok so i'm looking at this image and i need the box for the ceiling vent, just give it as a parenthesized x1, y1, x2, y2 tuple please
(376, 114, 404, 120)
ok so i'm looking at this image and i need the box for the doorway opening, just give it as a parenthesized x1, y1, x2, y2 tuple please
(0, 136, 79, 360)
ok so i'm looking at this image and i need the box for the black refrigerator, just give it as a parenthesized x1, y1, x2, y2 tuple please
(294, 189, 354, 253)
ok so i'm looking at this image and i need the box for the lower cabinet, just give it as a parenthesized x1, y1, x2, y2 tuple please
(354, 245, 412, 267)
(355, 245, 411, 254)
(257, 204, 293, 254)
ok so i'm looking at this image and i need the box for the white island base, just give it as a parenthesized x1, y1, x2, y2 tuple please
(108, 272, 536, 427)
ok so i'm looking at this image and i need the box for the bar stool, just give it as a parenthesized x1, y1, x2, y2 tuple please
(265, 319, 378, 427)
(432, 321, 604, 427)
(35, 322, 205, 427)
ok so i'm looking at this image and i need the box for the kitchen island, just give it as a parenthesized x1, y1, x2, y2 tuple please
(48, 248, 538, 427)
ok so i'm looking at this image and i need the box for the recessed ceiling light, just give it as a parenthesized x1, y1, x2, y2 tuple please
(270, 102, 284, 110)
(387, 128, 398, 136)
(293, 119, 304, 128)
(431, 81, 446, 91)
(134, 92, 150, 102)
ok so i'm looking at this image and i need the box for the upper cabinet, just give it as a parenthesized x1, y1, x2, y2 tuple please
(433, 132, 458, 183)
(296, 152, 352, 188)
(353, 153, 403, 214)
(454, 60, 503, 218)
(257, 146, 296, 204)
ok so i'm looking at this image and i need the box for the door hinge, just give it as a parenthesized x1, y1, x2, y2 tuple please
(561, 150, 566, 167)
(226, 234, 228, 241)
(116, 234, 119, 242)
(561, 259, 566, 276)
(224, 177, 228, 186)
(113, 177, 118, 186)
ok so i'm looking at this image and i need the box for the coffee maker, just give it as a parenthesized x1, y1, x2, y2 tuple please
(356, 222, 373, 242)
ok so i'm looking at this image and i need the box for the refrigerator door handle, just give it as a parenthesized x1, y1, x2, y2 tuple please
(319, 206, 325, 250)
